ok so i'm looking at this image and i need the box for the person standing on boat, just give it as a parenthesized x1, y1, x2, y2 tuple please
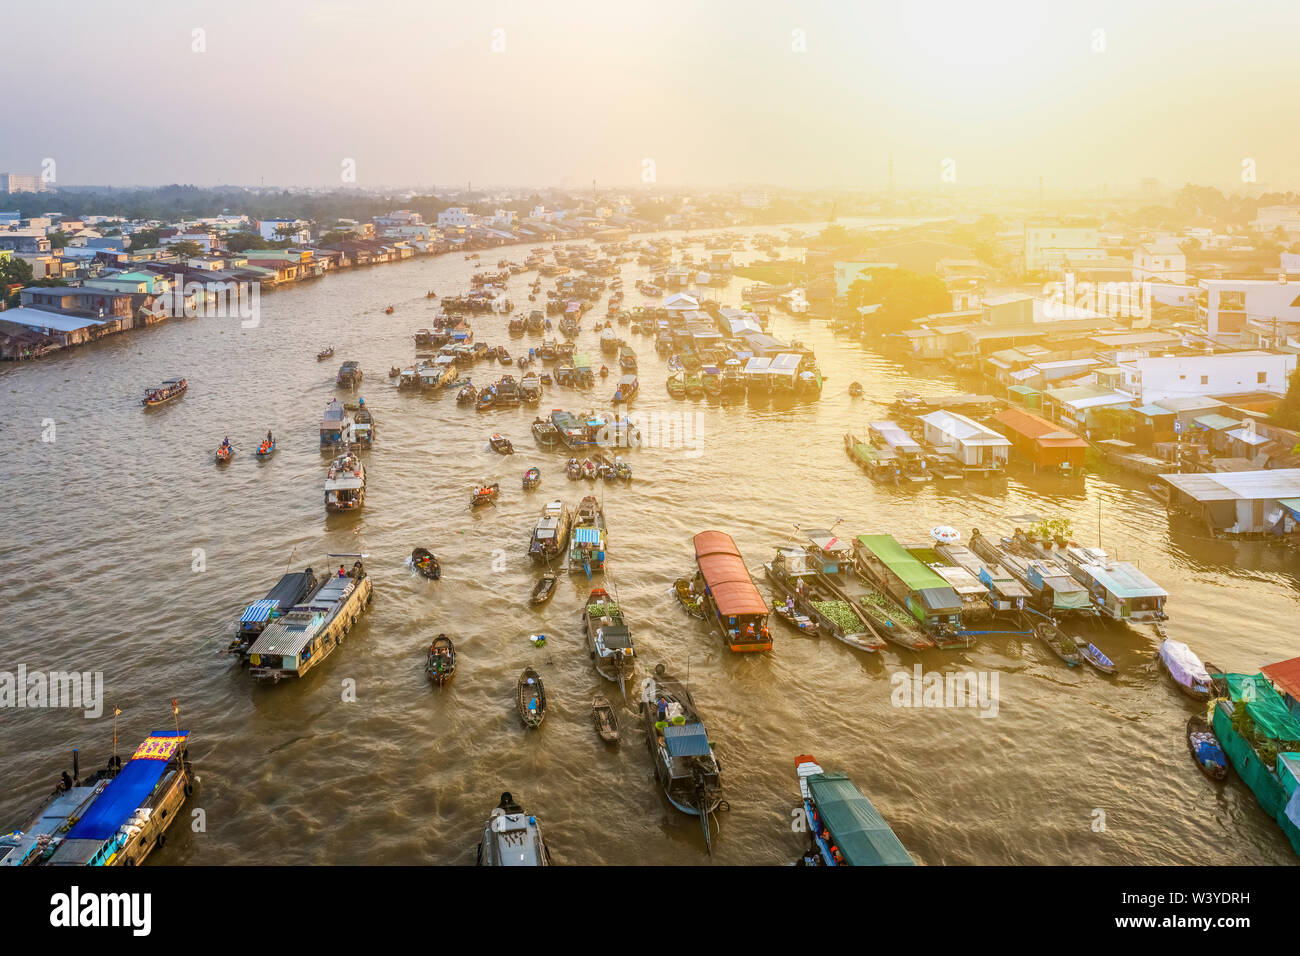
(338, 564, 347, 578)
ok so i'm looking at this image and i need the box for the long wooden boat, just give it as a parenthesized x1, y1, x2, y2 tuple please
(0, 726, 195, 867)
(230, 566, 321, 657)
(693, 530, 771, 652)
(1078, 641, 1116, 675)
(530, 571, 557, 605)
(529, 499, 571, 563)
(324, 450, 365, 512)
(1157, 639, 1213, 699)
(426, 634, 456, 686)
(583, 587, 635, 685)
(337, 361, 362, 389)
(517, 667, 547, 728)
(142, 377, 187, 408)
(853, 534, 967, 646)
(471, 482, 500, 508)
(592, 696, 619, 744)
(1187, 714, 1228, 781)
(673, 577, 706, 619)
(639, 664, 723, 852)
(1032, 619, 1082, 667)
(247, 555, 372, 681)
(765, 548, 885, 652)
(794, 755, 913, 867)
(477, 792, 551, 866)
(567, 495, 607, 575)
(532, 418, 562, 449)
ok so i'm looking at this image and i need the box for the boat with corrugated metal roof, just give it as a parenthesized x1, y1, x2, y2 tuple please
(794, 755, 914, 867)
(229, 565, 321, 658)
(693, 530, 771, 652)
(247, 555, 372, 682)
(639, 664, 723, 853)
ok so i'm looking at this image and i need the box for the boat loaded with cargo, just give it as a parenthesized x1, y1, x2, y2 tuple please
(1, 717, 195, 867)
(246, 555, 373, 682)
(567, 495, 607, 575)
(794, 755, 914, 866)
(229, 565, 321, 658)
(583, 586, 636, 686)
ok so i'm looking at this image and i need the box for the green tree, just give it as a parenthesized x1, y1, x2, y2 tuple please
(1, 254, 35, 307)
(168, 240, 202, 258)
(129, 228, 162, 249)
(848, 268, 951, 335)
(223, 231, 272, 253)
(1276, 367, 1300, 430)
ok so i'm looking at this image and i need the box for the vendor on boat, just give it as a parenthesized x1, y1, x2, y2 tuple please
(338, 564, 347, 578)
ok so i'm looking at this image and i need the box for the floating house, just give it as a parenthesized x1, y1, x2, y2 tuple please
(993, 407, 1088, 473)
(919, 411, 1011, 473)
(1157, 468, 1300, 537)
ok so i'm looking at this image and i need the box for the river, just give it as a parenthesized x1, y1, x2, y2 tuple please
(2, 223, 1296, 865)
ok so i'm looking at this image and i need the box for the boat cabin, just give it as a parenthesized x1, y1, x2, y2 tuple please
(803, 529, 854, 576)
(853, 534, 963, 636)
(1061, 545, 1167, 622)
(319, 399, 351, 447)
(693, 530, 771, 652)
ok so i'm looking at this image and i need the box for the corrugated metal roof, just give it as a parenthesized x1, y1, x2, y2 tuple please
(573, 527, 602, 544)
(1160, 468, 1300, 502)
(239, 599, 278, 624)
(663, 722, 712, 758)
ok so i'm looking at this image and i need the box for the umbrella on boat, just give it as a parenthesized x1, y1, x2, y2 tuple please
(930, 526, 961, 544)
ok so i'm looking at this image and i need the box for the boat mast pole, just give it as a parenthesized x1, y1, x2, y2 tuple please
(112, 706, 120, 768)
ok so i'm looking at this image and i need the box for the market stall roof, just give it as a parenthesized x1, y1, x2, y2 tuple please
(1262, 657, 1300, 705)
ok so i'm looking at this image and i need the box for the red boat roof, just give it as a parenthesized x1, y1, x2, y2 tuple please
(693, 530, 768, 617)
(1262, 657, 1300, 703)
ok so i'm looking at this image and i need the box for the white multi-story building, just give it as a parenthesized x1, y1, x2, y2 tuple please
(1024, 226, 1100, 272)
(1116, 351, 1297, 405)
(1252, 205, 1300, 239)
(258, 219, 311, 244)
(437, 207, 471, 231)
(1132, 239, 1186, 283)
(1198, 278, 1300, 346)
(491, 209, 517, 228)
(0, 173, 44, 194)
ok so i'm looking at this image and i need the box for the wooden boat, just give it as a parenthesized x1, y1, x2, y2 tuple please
(457, 383, 477, 405)
(1032, 620, 1081, 667)
(848, 382, 863, 397)
(666, 373, 686, 399)
(1186, 714, 1228, 781)
(530, 571, 557, 605)
(317, 348, 334, 361)
(476, 387, 496, 410)
(384, 306, 394, 314)
(580, 458, 597, 480)
(471, 482, 500, 507)
(773, 602, 820, 636)
(1157, 639, 1213, 699)
(230, 565, 320, 657)
(673, 577, 706, 619)
(489, 434, 514, 455)
(566, 457, 582, 480)
(500, 350, 513, 366)
(638, 664, 723, 852)
(426, 634, 456, 685)
(532, 418, 561, 449)
(142, 377, 187, 407)
(337, 361, 363, 388)
(216, 442, 233, 464)
(517, 667, 547, 728)
(388, 366, 400, 377)
(411, 547, 441, 580)
(794, 755, 914, 866)
(255, 438, 275, 459)
(2, 723, 196, 867)
(592, 695, 619, 744)
(1078, 641, 1116, 675)
(583, 586, 636, 685)
(522, 467, 541, 490)
(247, 554, 373, 681)
(477, 791, 550, 866)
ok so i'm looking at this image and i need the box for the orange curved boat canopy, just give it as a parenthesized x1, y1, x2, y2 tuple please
(693, 530, 769, 617)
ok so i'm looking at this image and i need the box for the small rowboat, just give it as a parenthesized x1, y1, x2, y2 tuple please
(457, 383, 477, 405)
(592, 695, 619, 744)
(566, 458, 582, 480)
(255, 439, 275, 459)
(384, 306, 394, 315)
(489, 434, 515, 455)
(848, 382, 863, 397)
(1186, 714, 1228, 781)
(471, 483, 500, 507)
(1157, 639, 1213, 700)
(411, 547, 441, 580)
(1078, 642, 1116, 675)
(517, 667, 546, 728)
(579, 458, 597, 480)
(426, 635, 456, 686)
(426, 290, 437, 298)
(673, 578, 706, 619)
(388, 366, 401, 378)
(216, 444, 233, 464)
(773, 602, 820, 635)
(522, 467, 541, 490)
(530, 571, 557, 606)
(1032, 620, 1081, 667)
(317, 348, 334, 361)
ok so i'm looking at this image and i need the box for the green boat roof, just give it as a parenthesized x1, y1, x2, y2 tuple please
(1219, 672, 1300, 742)
(807, 772, 914, 866)
(856, 534, 949, 592)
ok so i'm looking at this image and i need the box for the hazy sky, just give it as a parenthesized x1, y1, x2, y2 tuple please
(4, 0, 1296, 191)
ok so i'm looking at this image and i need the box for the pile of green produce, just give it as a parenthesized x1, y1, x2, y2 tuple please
(812, 600, 861, 632)
(587, 601, 622, 620)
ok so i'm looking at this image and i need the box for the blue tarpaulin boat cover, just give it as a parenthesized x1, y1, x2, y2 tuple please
(65, 732, 187, 841)
(573, 527, 601, 544)
(663, 723, 712, 758)
(239, 599, 278, 624)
